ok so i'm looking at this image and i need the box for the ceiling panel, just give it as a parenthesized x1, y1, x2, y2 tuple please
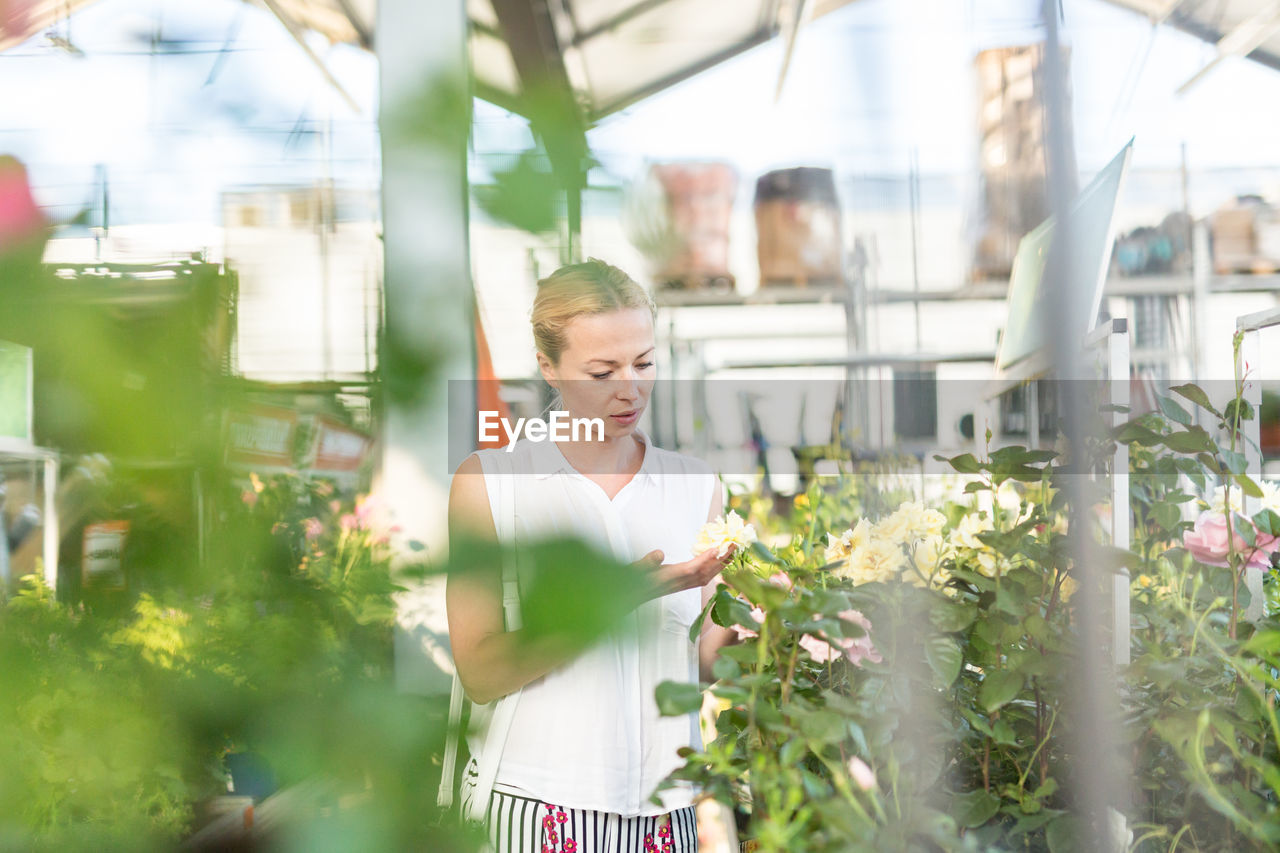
(2, 0, 864, 125)
(1102, 0, 1280, 74)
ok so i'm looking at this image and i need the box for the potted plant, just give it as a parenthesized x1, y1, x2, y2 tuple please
(1261, 389, 1280, 455)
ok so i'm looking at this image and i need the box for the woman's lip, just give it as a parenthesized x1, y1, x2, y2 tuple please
(610, 410, 639, 421)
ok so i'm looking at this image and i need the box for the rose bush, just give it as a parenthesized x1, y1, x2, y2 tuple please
(657, 352, 1280, 851)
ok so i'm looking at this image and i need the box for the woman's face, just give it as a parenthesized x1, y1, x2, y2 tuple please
(538, 306, 656, 438)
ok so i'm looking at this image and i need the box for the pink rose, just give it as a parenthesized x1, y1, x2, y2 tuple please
(340, 513, 359, 531)
(767, 571, 793, 590)
(834, 609, 883, 666)
(1184, 511, 1277, 570)
(303, 517, 324, 540)
(799, 632, 840, 664)
(848, 756, 876, 791)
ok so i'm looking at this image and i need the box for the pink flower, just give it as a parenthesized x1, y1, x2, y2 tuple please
(730, 606, 765, 641)
(848, 756, 876, 791)
(355, 493, 384, 525)
(340, 513, 359, 531)
(799, 633, 840, 663)
(329, 500, 341, 514)
(767, 571, 793, 590)
(241, 489, 258, 508)
(303, 517, 324, 540)
(834, 609, 883, 666)
(0, 154, 44, 244)
(1184, 510, 1277, 570)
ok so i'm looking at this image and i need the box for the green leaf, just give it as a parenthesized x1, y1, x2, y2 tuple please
(1222, 449, 1249, 475)
(952, 789, 1000, 828)
(1114, 422, 1165, 447)
(794, 708, 846, 745)
(711, 655, 740, 682)
(1046, 816, 1083, 853)
(689, 595, 716, 643)
(990, 719, 1018, 746)
(1032, 777, 1059, 800)
(1225, 397, 1256, 425)
(944, 453, 983, 474)
(711, 592, 757, 632)
(1158, 395, 1192, 426)
(929, 600, 976, 633)
(1253, 509, 1280, 538)
(654, 681, 704, 716)
(1150, 502, 1182, 532)
(749, 541, 782, 565)
(1171, 383, 1220, 417)
(1236, 473, 1265, 499)
(979, 670, 1024, 712)
(1164, 427, 1215, 454)
(1234, 514, 1257, 547)
(925, 635, 963, 687)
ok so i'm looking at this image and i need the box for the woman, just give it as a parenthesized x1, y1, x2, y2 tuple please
(447, 259, 737, 853)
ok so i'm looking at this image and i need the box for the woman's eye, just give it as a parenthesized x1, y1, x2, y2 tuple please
(636, 362, 654, 370)
(589, 372, 611, 380)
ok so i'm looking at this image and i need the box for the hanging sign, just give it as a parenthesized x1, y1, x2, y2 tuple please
(307, 415, 369, 473)
(225, 405, 298, 469)
(83, 521, 129, 590)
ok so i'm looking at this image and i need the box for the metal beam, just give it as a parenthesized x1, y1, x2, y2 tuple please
(569, 0, 679, 47)
(332, 0, 374, 49)
(592, 27, 776, 120)
(774, 0, 811, 101)
(260, 0, 363, 112)
(1176, 2, 1280, 94)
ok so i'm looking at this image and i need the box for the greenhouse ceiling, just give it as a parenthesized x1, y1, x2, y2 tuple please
(5, 0, 1279, 120)
(0, 0, 858, 124)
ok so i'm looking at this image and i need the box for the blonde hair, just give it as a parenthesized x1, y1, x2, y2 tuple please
(531, 258, 655, 365)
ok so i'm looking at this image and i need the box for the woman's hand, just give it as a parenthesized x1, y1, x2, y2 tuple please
(632, 546, 737, 600)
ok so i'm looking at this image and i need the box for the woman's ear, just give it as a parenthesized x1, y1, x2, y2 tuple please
(536, 351, 558, 389)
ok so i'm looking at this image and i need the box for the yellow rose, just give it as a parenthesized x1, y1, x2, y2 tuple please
(693, 510, 759, 559)
(950, 511, 994, 551)
(824, 519, 872, 563)
(839, 538, 904, 585)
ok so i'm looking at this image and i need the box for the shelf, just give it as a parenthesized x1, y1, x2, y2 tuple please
(654, 283, 853, 308)
(868, 272, 1280, 304)
(718, 351, 997, 371)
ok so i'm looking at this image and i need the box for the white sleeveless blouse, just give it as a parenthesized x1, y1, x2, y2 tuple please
(468, 430, 716, 817)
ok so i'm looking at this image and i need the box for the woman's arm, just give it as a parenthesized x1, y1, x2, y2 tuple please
(447, 455, 721, 704)
(698, 479, 741, 683)
(446, 454, 599, 705)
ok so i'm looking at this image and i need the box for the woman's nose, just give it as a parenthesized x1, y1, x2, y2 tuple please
(615, 371, 641, 399)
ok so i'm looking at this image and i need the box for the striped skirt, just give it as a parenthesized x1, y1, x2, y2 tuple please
(484, 788, 698, 853)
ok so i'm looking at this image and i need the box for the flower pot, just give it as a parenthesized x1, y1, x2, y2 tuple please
(225, 752, 277, 802)
(1262, 423, 1280, 456)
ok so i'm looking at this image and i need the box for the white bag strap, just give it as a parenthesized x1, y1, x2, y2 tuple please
(437, 451, 524, 815)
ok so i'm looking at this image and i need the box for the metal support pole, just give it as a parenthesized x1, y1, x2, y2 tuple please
(1236, 307, 1280, 620)
(1108, 325, 1131, 666)
(379, 0, 474, 696)
(1040, 0, 1126, 842)
(43, 455, 58, 591)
